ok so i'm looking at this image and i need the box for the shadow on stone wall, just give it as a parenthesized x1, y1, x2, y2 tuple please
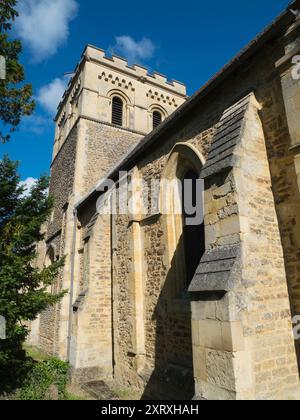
(141, 233, 195, 400)
(258, 92, 300, 373)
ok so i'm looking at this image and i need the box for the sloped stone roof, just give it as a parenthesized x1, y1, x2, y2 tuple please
(200, 94, 252, 179)
(188, 245, 241, 293)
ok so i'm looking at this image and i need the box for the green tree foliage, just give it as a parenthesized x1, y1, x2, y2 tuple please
(0, 0, 35, 143)
(0, 156, 65, 374)
(14, 358, 69, 400)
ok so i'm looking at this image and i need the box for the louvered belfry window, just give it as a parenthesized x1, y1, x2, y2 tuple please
(153, 111, 162, 129)
(112, 96, 123, 126)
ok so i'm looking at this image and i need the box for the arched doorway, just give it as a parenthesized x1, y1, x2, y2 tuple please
(182, 168, 205, 289)
(143, 143, 205, 400)
(160, 143, 206, 297)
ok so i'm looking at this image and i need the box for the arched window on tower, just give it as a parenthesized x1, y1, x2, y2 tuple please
(112, 96, 124, 127)
(153, 110, 162, 129)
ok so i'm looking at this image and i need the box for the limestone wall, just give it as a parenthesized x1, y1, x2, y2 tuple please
(35, 13, 300, 400)
(82, 119, 142, 193)
(110, 99, 218, 399)
(69, 204, 113, 382)
(53, 45, 187, 161)
(36, 41, 187, 361)
(189, 94, 299, 400)
(106, 34, 300, 399)
(38, 233, 62, 355)
(37, 123, 78, 356)
(81, 58, 185, 135)
(48, 125, 78, 238)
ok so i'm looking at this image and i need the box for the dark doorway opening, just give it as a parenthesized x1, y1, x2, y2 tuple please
(182, 169, 205, 289)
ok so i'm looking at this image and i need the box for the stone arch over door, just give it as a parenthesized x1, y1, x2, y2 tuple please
(160, 142, 206, 297)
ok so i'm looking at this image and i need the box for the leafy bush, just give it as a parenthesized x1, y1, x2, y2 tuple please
(0, 157, 66, 368)
(0, 357, 33, 395)
(14, 358, 69, 400)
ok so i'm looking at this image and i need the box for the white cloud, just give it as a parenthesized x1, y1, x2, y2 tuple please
(21, 114, 52, 135)
(110, 36, 156, 65)
(15, 0, 78, 62)
(37, 78, 68, 115)
(20, 177, 38, 197)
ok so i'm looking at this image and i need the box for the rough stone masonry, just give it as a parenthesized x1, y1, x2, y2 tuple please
(28, 1, 300, 400)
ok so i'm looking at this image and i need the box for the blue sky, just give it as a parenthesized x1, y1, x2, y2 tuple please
(0, 0, 291, 185)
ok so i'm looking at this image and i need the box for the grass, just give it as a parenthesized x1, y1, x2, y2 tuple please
(110, 385, 140, 400)
(21, 346, 137, 400)
(66, 385, 93, 400)
(23, 344, 49, 363)
(11, 345, 92, 401)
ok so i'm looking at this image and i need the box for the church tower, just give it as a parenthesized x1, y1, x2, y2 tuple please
(35, 45, 186, 359)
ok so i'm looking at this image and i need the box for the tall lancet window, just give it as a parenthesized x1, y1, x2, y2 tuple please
(112, 96, 124, 127)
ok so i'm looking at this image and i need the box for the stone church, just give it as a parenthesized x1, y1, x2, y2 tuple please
(29, 1, 300, 400)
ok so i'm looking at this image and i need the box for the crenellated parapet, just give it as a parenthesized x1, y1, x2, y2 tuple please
(84, 45, 186, 96)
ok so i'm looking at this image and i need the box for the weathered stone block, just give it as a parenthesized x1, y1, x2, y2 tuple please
(192, 345, 206, 380)
(219, 216, 240, 237)
(192, 319, 223, 349)
(221, 321, 245, 352)
(205, 349, 236, 391)
(213, 182, 232, 199)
